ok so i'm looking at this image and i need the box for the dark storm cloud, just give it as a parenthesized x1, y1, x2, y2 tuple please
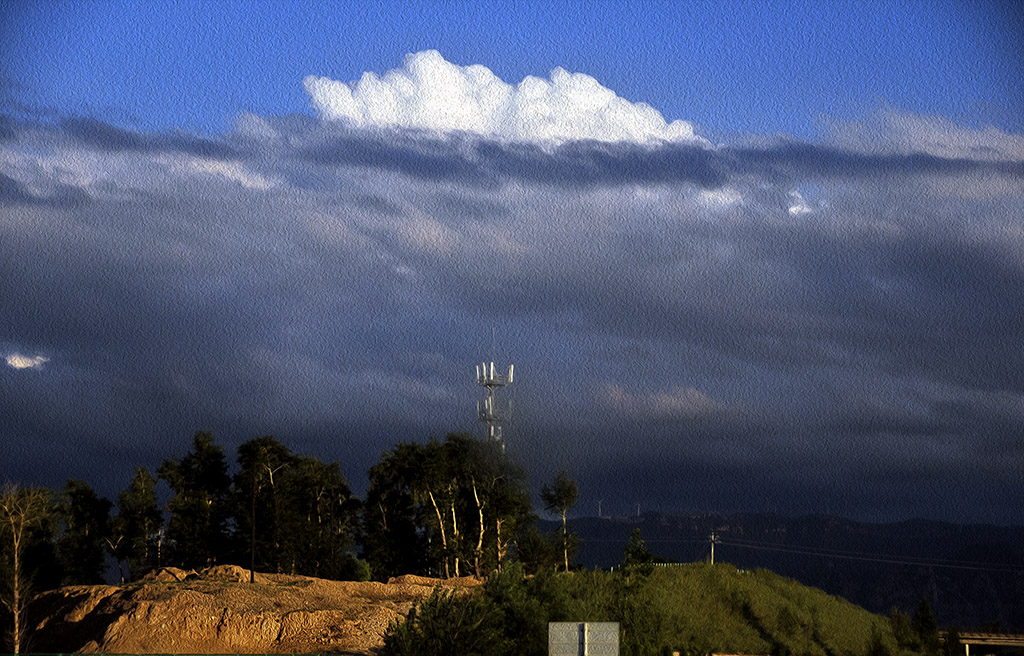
(37, 114, 1024, 190)
(0, 114, 17, 141)
(296, 130, 495, 185)
(722, 140, 1024, 181)
(61, 116, 239, 159)
(0, 171, 90, 208)
(287, 117, 1023, 188)
(0, 172, 35, 204)
(2, 112, 1023, 523)
(471, 139, 727, 188)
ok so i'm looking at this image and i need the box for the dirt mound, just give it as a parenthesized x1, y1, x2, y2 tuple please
(27, 566, 478, 654)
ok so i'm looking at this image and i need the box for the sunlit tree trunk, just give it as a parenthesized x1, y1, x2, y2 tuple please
(561, 507, 569, 573)
(449, 495, 460, 577)
(427, 490, 450, 578)
(472, 478, 485, 578)
(495, 518, 504, 573)
(1, 485, 51, 654)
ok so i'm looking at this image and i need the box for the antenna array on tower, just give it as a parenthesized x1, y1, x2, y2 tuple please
(476, 361, 514, 444)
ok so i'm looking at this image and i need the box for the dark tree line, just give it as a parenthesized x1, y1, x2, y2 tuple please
(364, 434, 540, 580)
(2, 429, 578, 651)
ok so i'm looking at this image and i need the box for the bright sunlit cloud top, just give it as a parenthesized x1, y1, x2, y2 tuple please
(6, 353, 49, 370)
(304, 50, 706, 145)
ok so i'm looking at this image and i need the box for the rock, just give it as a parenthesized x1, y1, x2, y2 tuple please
(27, 566, 477, 654)
(201, 564, 252, 583)
(139, 567, 198, 582)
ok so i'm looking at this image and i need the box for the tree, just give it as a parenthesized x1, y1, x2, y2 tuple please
(864, 628, 893, 656)
(622, 528, 653, 574)
(234, 436, 292, 581)
(942, 627, 963, 656)
(55, 479, 111, 585)
(0, 484, 52, 654)
(277, 455, 361, 579)
(108, 467, 162, 581)
(514, 521, 560, 575)
(365, 434, 534, 580)
(445, 434, 531, 577)
(158, 431, 232, 568)
(378, 438, 460, 578)
(418, 438, 460, 577)
(483, 451, 532, 574)
(912, 598, 941, 656)
(365, 442, 428, 580)
(541, 470, 578, 572)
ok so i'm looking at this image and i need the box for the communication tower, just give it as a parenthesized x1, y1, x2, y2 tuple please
(476, 361, 513, 444)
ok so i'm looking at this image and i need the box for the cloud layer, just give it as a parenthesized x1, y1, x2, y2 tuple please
(305, 50, 705, 144)
(2, 67, 1023, 523)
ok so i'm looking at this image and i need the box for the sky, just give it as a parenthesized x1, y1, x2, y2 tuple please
(1, 1, 1023, 525)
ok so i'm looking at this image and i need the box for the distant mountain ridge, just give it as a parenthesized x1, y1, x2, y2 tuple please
(543, 511, 1024, 631)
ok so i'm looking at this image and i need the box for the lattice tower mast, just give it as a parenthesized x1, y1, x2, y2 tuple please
(476, 361, 513, 444)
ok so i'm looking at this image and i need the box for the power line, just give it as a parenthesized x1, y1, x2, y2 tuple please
(716, 537, 1024, 573)
(573, 533, 1024, 573)
(720, 535, 1022, 569)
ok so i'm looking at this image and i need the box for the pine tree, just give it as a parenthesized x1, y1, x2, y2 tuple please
(158, 431, 231, 568)
(56, 479, 111, 585)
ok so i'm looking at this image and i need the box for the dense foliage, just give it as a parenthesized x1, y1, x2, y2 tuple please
(364, 434, 535, 580)
(380, 562, 954, 656)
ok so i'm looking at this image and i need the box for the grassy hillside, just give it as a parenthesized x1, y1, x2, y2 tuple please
(381, 563, 913, 656)
(629, 564, 893, 654)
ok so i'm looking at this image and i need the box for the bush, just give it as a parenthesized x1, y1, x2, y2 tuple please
(336, 552, 372, 581)
(380, 587, 510, 656)
(382, 563, 905, 656)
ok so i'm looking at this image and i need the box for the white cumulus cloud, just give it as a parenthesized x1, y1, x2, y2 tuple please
(304, 50, 705, 145)
(6, 353, 49, 370)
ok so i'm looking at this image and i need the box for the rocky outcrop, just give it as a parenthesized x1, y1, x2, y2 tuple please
(27, 565, 481, 654)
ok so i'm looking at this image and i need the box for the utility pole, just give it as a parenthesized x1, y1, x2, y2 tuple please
(709, 532, 720, 565)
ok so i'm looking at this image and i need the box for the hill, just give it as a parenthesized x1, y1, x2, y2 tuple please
(21, 561, 945, 655)
(554, 512, 1024, 631)
(596, 563, 894, 655)
(25, 565, 480, 654)
(375, 562, 908, 656)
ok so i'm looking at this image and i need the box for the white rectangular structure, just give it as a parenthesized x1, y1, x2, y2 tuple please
(549, 622, 620, 656)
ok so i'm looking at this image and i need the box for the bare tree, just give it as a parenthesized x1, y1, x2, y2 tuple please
(1, 484, 52, 654)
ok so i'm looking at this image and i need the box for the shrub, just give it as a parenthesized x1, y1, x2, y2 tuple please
(380, 587, 509, 656)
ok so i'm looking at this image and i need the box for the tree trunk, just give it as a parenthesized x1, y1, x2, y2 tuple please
(427, 490, 450, 578)
(561, 508, 569, 572)
(472, 478, 485, 578)
(1, 487, 48, 655)
(450, 498, 460, 577)
(12, 537, 20, 654)
(495, 517, 506, 573)
(250, 470, 257, 584)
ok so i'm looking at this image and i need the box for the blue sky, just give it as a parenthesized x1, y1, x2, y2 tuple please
(2, 1, 1023, 524)
(4, 1, 1021, 137)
